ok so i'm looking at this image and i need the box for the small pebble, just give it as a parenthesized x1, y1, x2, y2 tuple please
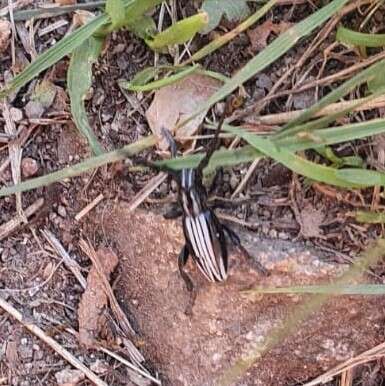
(57, 205, 67, 218)
(21, 338, 28, 345)
(21, 157, 39, 178)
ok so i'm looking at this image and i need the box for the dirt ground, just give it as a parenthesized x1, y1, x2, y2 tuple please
(1, 1, 385, 386)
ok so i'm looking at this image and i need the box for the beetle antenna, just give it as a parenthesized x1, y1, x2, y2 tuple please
(197, 97, 232, 172)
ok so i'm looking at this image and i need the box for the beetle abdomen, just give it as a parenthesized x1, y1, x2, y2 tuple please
(184, 211, 227, 282)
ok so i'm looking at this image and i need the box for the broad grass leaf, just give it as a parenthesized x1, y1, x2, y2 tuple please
(201, 0, 250, 33)
(67, 36, 104, 155)
(146, 12, 208, 51)
(106, 0, 126, 29)
(0, 13, 108, 98)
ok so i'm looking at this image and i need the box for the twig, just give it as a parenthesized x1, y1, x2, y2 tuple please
(0, 296, 108, 386)
(303, 341, 385, 386)
(0, 260, 63, 294)
(99, 347, 161, 385)
(231, 158, 260, 199)
(0, 197, 44, 240)
(1, 101, 25, 220)
(75, 193, 104, 222)
(246, 95, 385, 126)
(127, 172, 167, 212)
(41, 229, 87, 289)
(40, 314, 162, 385)
(1, 1, 105, 21)
(0, 0, 32, 17)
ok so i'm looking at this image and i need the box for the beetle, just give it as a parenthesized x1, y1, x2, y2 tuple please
(141, 100, 268, 313)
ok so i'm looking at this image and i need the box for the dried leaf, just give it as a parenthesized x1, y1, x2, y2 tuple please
(146, 73, 220, 150)
(5, 341, 19, 368)
(300, 204, 324, 239)
(247, 20, 292, 51)
(0, 19, 11, 54)
(77, 248, 118, 348)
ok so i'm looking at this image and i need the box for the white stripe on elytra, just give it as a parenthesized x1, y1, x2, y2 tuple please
(191, 190, 200, 216)
(190, 217, 216, 281)
(198, 213, 223, 281)
(181, 169, 186, 188)
(194, 215, 219, 281)
(185, 217, 213, 281)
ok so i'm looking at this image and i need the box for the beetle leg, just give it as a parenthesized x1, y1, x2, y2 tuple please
(222, 224, 269, 276)
(178, 245, 197, 315)
(160, 127, 177, 158)
(163, 204, 183, 219)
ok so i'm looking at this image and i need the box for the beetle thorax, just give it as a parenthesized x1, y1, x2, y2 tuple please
(180, 169, 204, 217)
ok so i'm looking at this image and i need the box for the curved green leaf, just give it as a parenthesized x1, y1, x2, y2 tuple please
(337, 26, 385, 48)
(67, 36, 104, 155)
(146, 12, 208, 51)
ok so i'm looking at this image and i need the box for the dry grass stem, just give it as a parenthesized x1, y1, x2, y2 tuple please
(127, 172, 167, 212)
(41, 229, 87, 289)
(0, 296, 109, 386)
(75, 193, 104, 221)
(1, 101, 24, 219)
(304, 341, 385, 386)
(79, 239, 135, 336)
(248, 95, 385, 126)
(0, 197, 43, 240)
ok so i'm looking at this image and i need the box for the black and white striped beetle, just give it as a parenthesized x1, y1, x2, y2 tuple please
(143, 101, 268, 312)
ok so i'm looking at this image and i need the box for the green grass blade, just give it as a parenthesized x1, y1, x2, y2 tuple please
(354, 211, 385, 224)
(273, 118, 385, 151)
(0, 140, 260, 196)
(0, 136, 157, 197)
(67, 36, 104, 155)
(275, 60, 385, 138)
(146, 12, 208, 51)
(245, 284, 385, 295)
(124, 0, 163, 24)
(0, 14, 109, 98)
(187, 0, 276, 63)
(179, 0, 350, 128)
(336, 168, 385, 186)
(155, 145, 261, 172)
(224, 125, 365, 188)
(337, 26, 385, 47)
(120, 65, 200, 91)
(106, 0, 126, 29)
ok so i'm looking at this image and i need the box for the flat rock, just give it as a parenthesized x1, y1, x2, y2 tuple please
(99, 203, 385, 386)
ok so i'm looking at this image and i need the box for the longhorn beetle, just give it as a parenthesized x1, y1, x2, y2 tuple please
(142, 99, 268, 313)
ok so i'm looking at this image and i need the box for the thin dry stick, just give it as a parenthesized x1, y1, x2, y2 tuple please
(0, 197, 43, 240)
(41, 229, 87, 289)
(231, 158, 260, 198)
(248, 95, 385, 126)
(2, 101, 24, 220)
(40, 314, 162, 386)
(0, 296, 108, 386)
(304, 341, 385, 386)
(78, 239, 135, 336)
(99, 347, 161, 385)
(231, 0, 373, 123)
(75, 193, 104, 221)
(127, 172, 167, 212)
(244, 50, 385, 112)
